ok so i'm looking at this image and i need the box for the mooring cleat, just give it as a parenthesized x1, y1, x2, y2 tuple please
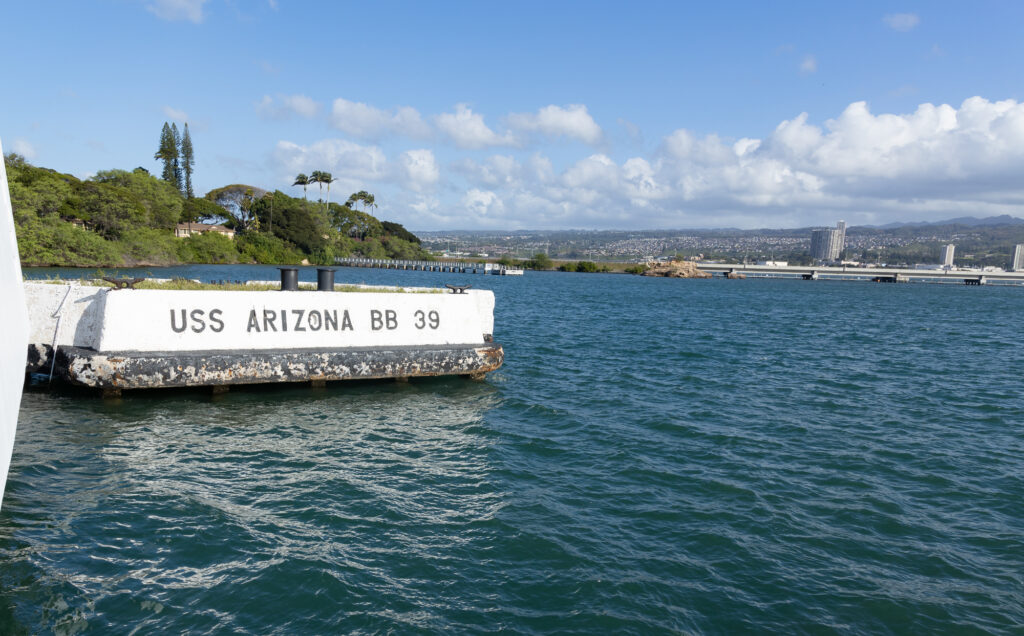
(102, 277, 145, 290)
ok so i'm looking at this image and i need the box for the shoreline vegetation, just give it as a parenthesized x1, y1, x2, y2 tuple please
(5, 139, 432, 269)
(4, 144, 635, 275)
(5, 148, 637, 276)
(35, 278, 442, 293)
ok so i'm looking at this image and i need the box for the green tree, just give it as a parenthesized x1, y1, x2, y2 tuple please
(182, 197, 223, 231)
(354, 237, 388, 259)
(155, 123, 176, 183)
(322, 172, 336, 212)
(292, 173, 310, 202)
(77, 181, 147, 239)
(5, 154, 79, 223)
(381, 221, 420, 244)
(381, 236, 431, 260)
(176, 231, 240, 264)
(170, 123, 183, 191)
(16, 216, 122, 266)
(328, 203, 383, 239)
(205, 184, 266, 232)
(526, 252, 553, 270)
(118, 227, 181, 265)
(252, 190, 328, 253)
(345, 190, 376, 213)
(309, 170, 325, 202)
(235, 232, 304, 264)
(180, 123, 195, 198)
(558, 260, 603, 273)
(92, 168, 183, 229)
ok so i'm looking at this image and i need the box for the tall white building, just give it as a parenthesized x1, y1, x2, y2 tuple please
(1011, 244, 1024, 271)
(810, 221, 846, 262)
(942, 244, 955, 267)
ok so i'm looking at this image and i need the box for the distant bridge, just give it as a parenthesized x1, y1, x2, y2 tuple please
(334, 257, 523, 275)
(695, 263, 1024, 285)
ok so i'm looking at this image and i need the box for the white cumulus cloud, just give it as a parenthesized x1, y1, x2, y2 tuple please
(454, 155, 524, 188)
(329, 98, 430, 140)
(11, 139, 37, 160)
(800, 54, 817, 74)
(883, 13, 920, 31)
(399, 149, 440, 191)
(163, 106, 189, 122)
(256, 94, 321, 120)
(273, 139, 387, 195)
(507, 104, 603, 144)
(265, 97, 1024, 231)
(452, 97, 1024, 229)
(435, 104, 516, 149)
(147, 0, 208, 23)
(462, 189, 505, 217)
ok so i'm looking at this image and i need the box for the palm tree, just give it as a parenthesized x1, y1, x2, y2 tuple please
(292, 173, 310, 202)
(310, 170, 325, 202)
(322, 172, 337, 212)
(346, 190, 375, 212)
(262, 191, 276, 233)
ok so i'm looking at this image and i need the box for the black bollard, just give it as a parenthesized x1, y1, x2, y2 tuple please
(317, 268, 336, 291)
(279, 267, 299, 291)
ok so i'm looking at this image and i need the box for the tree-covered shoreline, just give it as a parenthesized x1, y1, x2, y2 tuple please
(5, 150, 431, 268)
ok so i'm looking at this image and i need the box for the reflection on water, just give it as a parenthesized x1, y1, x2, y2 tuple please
(3, 380, 504, 633)
(5, 269, 1024, 633)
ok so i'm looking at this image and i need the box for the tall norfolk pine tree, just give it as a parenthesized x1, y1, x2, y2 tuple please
(181, 123, 195, 199)
(155, 123, 176, 184)
(156, 121, 194, 197)
(170, 123, 183, 192)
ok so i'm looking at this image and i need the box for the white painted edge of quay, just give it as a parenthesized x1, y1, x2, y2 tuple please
(0, 138, 31, 511)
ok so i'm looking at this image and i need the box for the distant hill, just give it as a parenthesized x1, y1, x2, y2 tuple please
(869, 215, 1024, 230)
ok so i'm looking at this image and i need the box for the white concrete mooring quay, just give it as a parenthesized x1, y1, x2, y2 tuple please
(25, 270, 503, 396)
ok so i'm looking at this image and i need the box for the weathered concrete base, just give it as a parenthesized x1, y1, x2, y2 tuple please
(52, 344, 503, 390)
(27, 343, 53, 374)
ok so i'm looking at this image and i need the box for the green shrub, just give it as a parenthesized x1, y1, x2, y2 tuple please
(177, 232, 240, 264)
(381, 220, 421, 243)
(92, 169, 183, 229)
(382, 236, 432, 260)
(116, 227, 181, 265)
(308, 245, 340, 266)
(234, 232, 302, 264)
(523, 252, 553, 270)
(16, 217, 123, 266)
(558, 260, 608, 273)
(354, 238, 388, 259)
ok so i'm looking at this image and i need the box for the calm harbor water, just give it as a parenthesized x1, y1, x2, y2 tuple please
(3, 266, 1023, 633)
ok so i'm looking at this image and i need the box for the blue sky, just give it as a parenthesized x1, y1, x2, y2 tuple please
(4, 1, 1024, 231)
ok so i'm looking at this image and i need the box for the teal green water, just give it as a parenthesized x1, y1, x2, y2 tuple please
(3, 267, 1023, 633)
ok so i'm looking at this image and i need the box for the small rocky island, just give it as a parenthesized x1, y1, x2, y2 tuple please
(641, 260, 713, 278)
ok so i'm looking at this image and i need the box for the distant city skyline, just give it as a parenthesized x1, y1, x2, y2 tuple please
(4, 2, 1024, 231)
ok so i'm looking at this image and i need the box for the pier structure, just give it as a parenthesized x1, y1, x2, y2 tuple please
(700, 264, 1024, 285)
(24, 277, 503, 394)
(335, 257, 523, 275)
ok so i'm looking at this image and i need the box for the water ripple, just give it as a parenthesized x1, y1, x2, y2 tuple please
(3, 269, 1023, 633)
